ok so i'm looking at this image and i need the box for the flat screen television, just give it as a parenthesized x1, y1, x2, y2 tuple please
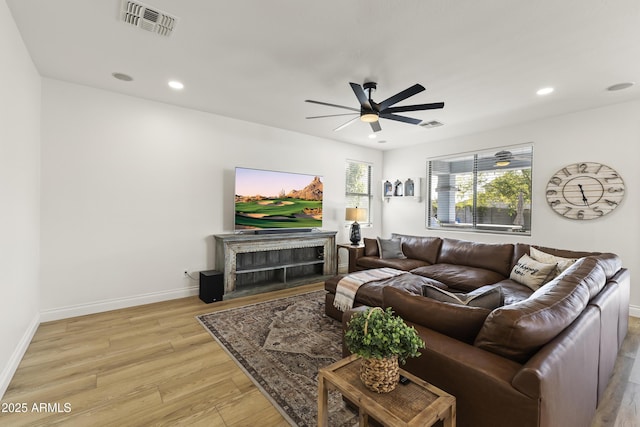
(234, 167, 323, 231)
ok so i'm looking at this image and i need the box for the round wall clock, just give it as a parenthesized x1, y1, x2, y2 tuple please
(546, 162, 625, 220)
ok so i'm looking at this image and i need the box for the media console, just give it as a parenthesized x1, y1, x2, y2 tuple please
(214, 231, 337, 297)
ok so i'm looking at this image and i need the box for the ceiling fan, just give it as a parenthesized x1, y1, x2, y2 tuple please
(494, 150, 514, 167)
(492, 150, 533, 167)
(305, 82, 444, 132)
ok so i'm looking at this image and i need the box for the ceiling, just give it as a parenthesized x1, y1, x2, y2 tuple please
(7, 0, 640, 150)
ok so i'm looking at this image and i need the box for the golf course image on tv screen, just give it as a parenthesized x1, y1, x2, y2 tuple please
(234, 167, 323, 230)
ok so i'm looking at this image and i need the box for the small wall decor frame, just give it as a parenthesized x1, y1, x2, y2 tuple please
(382, 177, 422, 202)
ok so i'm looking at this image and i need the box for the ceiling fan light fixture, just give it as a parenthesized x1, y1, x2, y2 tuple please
(494, 150, 512, 167)
(360, 112, 379, 123)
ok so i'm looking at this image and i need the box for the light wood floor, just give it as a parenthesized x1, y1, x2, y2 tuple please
(0, 283, 638, 426)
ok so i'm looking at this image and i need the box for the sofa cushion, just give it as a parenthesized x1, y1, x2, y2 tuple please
(438, 238, 514, 276)
(391, 233, 442, 264)
(422, 284, 504, 310)
(491, 279, 534, 305)
(509, 254, 557, 290)
(411, 263, 507, 292)
(589, 253, 623, 282)
(474, 257, 602, 363)
(357, 256, 429, 271)
(551, 253, 621, 301)
(377, 237, 406, 259)
(533, 245, 601, 260)
(383, 286, 491, 344)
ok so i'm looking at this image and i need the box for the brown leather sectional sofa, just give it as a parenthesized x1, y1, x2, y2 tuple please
(324, 233, 630, 427)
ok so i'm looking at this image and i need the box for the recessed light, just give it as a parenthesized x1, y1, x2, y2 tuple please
(536, 87, 554, 96)
(168, 80, 184, 90)
(112, 72, 133, 82)
(607, 82, 635, 91)
(368, 133, 377, 139)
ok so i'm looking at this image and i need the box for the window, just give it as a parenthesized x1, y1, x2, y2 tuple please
(427, 145, 533, 235)
(345, 160, 372, 224)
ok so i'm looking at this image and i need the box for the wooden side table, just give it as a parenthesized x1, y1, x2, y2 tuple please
(318, 354, 456, 427)
(337, 242, 365, 273)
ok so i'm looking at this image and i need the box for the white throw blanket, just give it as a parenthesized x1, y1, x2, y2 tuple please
(333, 267, 407, 311)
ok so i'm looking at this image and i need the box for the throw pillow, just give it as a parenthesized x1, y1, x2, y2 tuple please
(509, 254, 556, 290)
(529, 247, 578, 277)
(422, 284, 503, 310)
(376, 237, 406, 259)
(363, 238, 379, 257)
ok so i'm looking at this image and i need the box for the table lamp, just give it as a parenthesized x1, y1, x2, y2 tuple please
(345, 207, 367, 245)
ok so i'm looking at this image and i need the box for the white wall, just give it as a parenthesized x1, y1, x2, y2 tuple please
(39, 79, 383, 319)
(381, 100, 640, 313)
(0, 0, 41, 398)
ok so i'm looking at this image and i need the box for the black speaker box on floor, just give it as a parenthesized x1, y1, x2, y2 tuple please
(199, 270, 224, 303)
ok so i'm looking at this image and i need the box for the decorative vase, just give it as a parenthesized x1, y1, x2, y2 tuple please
(360, 355, 400, 393)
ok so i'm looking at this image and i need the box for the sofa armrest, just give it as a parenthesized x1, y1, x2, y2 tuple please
(404, 325, 537, 427)
(348, 246, 366, 273)
(382, 286, 491, 344)
(610, 268, 630, 346)
(512, 305, 600, 427)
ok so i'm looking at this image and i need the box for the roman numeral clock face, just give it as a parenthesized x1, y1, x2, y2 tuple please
(546, 162, 625, 220)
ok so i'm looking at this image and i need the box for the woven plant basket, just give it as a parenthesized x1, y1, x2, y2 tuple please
(360, 355, 400, 393)
(359, 307, 400, 393)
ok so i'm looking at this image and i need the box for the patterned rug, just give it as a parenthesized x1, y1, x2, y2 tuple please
(197, 290, 357, 426)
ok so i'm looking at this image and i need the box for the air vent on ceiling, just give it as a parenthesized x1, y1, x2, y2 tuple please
(420, 120, 444, 129)
(120, 0, 177, 37)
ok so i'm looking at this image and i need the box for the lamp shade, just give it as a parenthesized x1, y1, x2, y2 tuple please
(345, 207, 367, 222)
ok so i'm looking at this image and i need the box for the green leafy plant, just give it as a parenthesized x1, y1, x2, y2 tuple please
(344, 307, 425, 364)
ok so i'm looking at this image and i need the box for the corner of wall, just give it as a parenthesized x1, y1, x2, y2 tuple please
(0, 313, 40, 400)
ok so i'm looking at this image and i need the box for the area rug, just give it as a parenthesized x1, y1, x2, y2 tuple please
(196, 290, 357, 427)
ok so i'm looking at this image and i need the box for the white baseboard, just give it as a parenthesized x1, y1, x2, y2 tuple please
(629, 304, 640, 318)
(0, 313, 40, 400)
(39, 286, 199, 322)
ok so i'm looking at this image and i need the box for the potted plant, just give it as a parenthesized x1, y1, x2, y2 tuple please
(344, 307, 425, 393)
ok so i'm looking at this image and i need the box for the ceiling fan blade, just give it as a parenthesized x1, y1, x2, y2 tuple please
(382, 102, 445, 114)
(306, 113, 359, 119)
(349, 82, 372, 109)
(305, 99, 359, 112)
(378, 84, 425, 110)
(370, 121, 382, 132)
(334, 117, 360, 132)
(379, 113, 422, 125)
